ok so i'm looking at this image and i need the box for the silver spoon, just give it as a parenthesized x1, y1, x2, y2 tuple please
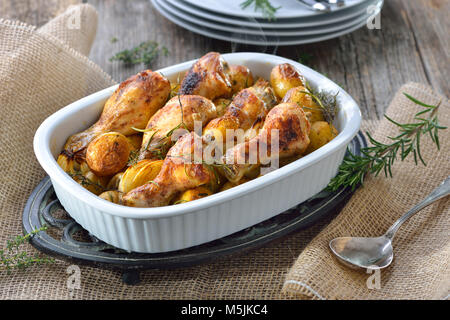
(330, 175, 450, 270)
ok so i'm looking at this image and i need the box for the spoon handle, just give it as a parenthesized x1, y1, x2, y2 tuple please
(385, 175, 450, 240)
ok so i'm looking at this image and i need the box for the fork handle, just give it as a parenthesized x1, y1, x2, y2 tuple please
(384, 176, 450, 240)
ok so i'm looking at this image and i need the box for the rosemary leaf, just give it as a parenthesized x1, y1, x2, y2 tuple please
(327, 94, 446, 192)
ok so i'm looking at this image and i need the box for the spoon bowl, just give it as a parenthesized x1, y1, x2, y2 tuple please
(329, 176, 449, 270)
(329, 236, 393, 270)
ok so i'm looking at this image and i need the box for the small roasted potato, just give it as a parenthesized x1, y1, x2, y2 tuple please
(213, 98, 232, 117)
(220, 177, 250, 192)
(106, 172, 124, 190)
(118, 159, 163, 193)
(243, 164, 260, 179)
(279, 154, 303, 167)
(72, 170, 109, 195)
(172, 186, 213, 204)
(270, 63, 305, 99)
(57, 153, 76, 174)
(228, 65, 254, 94)
(86, 132, 131, 176)
(203, 115, 241, 146)
(99, 190, 123, 204)
(127, 134, 143, 151)
(57, 154, 107, 195)
(305, 121, 338, 154)
(282, 86, 324, 123)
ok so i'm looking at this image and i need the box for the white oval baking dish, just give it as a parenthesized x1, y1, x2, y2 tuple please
(34, 52, 361, 253)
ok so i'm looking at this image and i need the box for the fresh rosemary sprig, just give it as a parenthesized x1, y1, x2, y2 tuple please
(1, 226, 54, 274)
(240, 0, 280, 20)
(109, 41, 169, 67)
(327, 93, 447, 192)
(301, 82, 339, 124)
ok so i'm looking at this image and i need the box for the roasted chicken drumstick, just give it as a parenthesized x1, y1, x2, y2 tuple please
(138, 95, 217, 160)
(222, 102, 311, 183)
(123, 132, 214, 207)
(62, 70, 170, 156)
(179, 52, 232, 100)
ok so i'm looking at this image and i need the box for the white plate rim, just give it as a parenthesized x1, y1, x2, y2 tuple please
(166, 0, 377, 28)
(152, 0, 383, 46)
(159, 0, 372, 36)
(181, 0, 369, 19)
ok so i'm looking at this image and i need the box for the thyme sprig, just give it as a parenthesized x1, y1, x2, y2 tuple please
(109, 41, 168, 67)
(327, 93, 447, 192)
(1, 226, 54, 274)
(301, 82, 339, 124)
(240, 0, 280, 20)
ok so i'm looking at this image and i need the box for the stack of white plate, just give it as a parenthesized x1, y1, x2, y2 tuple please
(150, 0, 383, 46)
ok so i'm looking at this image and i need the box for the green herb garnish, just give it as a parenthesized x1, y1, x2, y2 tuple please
(240, 0, 280, 20)
(327, 93, 447, 192)
(109, 41, 169, 67)
(298, 52, 313, 66)
(1, 226, 54, 274)
(301, 81, 339, 124)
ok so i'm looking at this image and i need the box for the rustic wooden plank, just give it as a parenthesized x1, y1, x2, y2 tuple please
(88, 0, 446, 122)
(400, 0, 450, 97)
(2, 0, 446, 120)
(88, 0, 230, 82)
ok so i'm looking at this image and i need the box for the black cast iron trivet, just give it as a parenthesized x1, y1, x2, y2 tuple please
(23, 132, 366, 285)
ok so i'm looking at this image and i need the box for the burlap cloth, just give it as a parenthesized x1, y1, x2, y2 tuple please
(0, 4, 448, 300)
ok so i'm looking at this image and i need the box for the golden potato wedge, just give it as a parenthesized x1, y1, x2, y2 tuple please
(86, 132, 131, 176)
(270, 63, 305, 99)
(228, 65, 254, 94)
(172, 186, 213, 204)
(118, 159, 163, 193)
(305, 121, 338, 154)
(282, 86, 324, 123)
(99, 190, 123, 204)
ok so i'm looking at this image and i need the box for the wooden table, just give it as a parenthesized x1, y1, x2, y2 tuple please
(87, 0, 449, 121)
(2, 0, 448, 120)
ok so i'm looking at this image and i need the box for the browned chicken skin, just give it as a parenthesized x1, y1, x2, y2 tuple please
(203, 78, 277, 152)
(222, 102, 311, 183)
(62, 70, 170, 156)
(139, 95, 217, 160)
(123, 132, 214, 207)
(179, 52, 232, 100)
